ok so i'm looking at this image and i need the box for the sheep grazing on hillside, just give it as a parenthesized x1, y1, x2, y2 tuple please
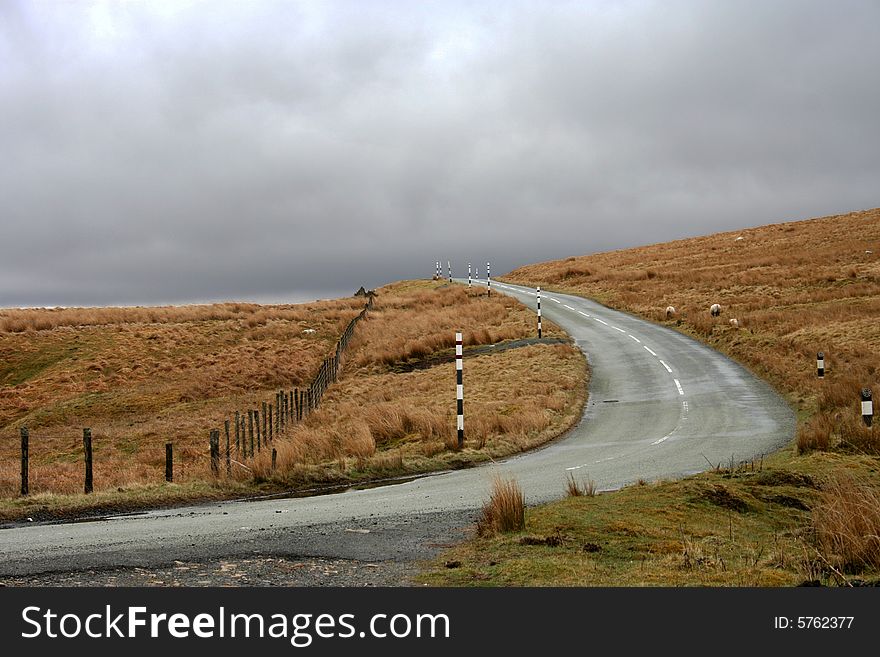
(729, 318, 739, 328)
(710, 303, 722, 317)
(665, 306, 676, 319)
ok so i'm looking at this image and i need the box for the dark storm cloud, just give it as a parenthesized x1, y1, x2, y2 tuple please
(1, 0, 878, 306)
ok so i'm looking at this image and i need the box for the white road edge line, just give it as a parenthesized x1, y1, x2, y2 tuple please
(674, 379, 685, 395)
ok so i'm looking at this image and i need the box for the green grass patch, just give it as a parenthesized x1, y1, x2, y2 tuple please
(418, 447, 880, 586)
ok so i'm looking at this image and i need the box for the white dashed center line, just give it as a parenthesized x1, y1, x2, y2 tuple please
(578, 310, 590, 317)
(658, 360, 673, 373)
(612, 326, 626, 333)
(643, 346, 657, 356)
(594, 318, 609, 326)
(551, 298, 560, 303)
(563, 304, 576, 310)
(674, 379, 685, 396)
(627, 334, 641, 343)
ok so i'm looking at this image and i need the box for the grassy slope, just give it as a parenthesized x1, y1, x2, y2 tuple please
(421, 207, 880, 586)
(0, 280, 587, 521)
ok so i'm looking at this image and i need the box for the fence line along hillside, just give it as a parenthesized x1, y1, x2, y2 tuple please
(207, 295, 374, 476)
(0, 295, 371, 497)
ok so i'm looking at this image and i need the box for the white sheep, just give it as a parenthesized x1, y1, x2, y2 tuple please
(710, 303, 722, 317)
(665, 306, 676, 319)
(729, 318, 739, 328)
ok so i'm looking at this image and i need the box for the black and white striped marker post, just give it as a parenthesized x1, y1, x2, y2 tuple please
(817, 351, 825, 378)
(486, 261, 491, 297)
(537, 286, 542, 338)
(448, 260, 452, 282)
(468, 263, 472, 287)
(861, 388, 873, 427)
(435, 261, 440, 280)
(456, 331, 464, 447)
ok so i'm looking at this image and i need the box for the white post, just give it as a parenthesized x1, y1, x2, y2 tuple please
(862, 388, 873, 427)
(537, 287, 542, 338)
(456, 332, 464, 447)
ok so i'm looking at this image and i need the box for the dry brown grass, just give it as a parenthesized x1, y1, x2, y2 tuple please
(477, 476, 525, 536)
(503, 207, 880, 455)
(0, 296, 366, 497)
(813, 473, 880, 573)
(565, 472, 596, 497)
(0, 279, 586, 512)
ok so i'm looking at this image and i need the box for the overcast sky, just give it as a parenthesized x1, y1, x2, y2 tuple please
(2, 1, 878, 306)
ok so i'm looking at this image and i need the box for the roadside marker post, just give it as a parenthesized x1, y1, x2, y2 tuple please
(435, 261, 440, 280)
(487, 261, 491, 297)
(456, 332, 464, 448)
(537, 287, 542, 338)
(468, 262, 472, 287)
(448, 260, 452, 282)
(861, 388, 873, 427)
(817, 352, 825, 378)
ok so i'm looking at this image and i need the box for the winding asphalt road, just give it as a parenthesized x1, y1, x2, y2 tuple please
(0, 282, 795, 577)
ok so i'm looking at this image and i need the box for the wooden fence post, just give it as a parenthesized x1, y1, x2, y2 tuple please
(83, 428, 93, 494)
(255, 409, 262, 452)
(262, 402, 268, 442)
(165, 442, 173, 482)
(235, 410, 241, 456)
(210, 429, 220, 477)
(271, 448, 277, 471)
(248, 410, 255, 457)
(268, 404, 273, 442)
(224, 419, 231, 475)
(20, 427, 28, 496)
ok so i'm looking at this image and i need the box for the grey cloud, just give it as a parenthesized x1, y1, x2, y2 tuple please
(1, 0, 878, 306)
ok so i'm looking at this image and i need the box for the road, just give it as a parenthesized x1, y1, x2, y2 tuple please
(0, 281, 795, 579)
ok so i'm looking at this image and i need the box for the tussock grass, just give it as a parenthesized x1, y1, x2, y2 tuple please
(814, 473, 880, 572)
(565, 473, 596, 497)
(477, 476, 525, 536)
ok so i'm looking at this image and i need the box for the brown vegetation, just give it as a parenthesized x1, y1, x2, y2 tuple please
(477, 476, 526, 536)
(0, 279, 586, 515)
(813, 473, 880, 573)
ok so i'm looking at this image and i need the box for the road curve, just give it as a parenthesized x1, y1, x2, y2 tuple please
(0, 282, 795, 576)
